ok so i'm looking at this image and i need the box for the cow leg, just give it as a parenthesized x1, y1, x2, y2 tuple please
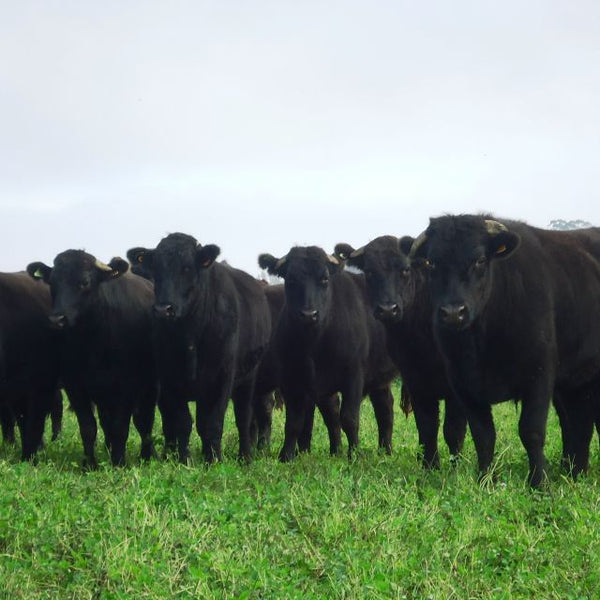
(174, 401, 193, 464)
(157, 391, 177, 457)
(297, 402, 315, 453)
(562, 391, 595, 478)
(21, 392, 47, 462)
(411, 395, 440, 469)
(0, 403, 16, 444)
(50, 390, 63, 442)
(196, 397, 228, 463)
(72, 399, 98, 470)
(96, 403, 113, 453)
(279, 391, 307, 462)
(132, 387, 157, 462)
(253, 392, 274, 452)
(552, 392, 572, 471)
(443, 395, 467, 461)
(518, 392, 551, 488)
(464, 402, 496, 481)
(317, 394, 342, 456)
(109, 404, 131, 467)
(369, 386, 394, 454)
(232, 380, 255, 463)
(340, 374, 364, 459)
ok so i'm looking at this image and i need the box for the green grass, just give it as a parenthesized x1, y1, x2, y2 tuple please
(1, 386, 599, 599)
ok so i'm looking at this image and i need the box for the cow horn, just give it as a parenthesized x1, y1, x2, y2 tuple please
(408, 231, 428, 258)
(349, 246, 364, 258)
(275, 256, 288, 270)
(484, 220, 508, 235)
(94, 259, 113, 272)
(327, 254, 340, 265)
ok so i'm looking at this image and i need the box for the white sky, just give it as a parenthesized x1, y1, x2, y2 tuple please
(1, 1, 599, 275)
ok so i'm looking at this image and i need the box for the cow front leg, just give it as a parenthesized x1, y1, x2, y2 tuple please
(411, 395, 440, 469)
(232, 380, 256, 462)
(369, 386, 394, 454)
(464, 402, 496, 482)
(72, 400, 98, 470)
(443, 394, 467, 462)
(317, 394, 342, 456)
(340, 375, 364, 459)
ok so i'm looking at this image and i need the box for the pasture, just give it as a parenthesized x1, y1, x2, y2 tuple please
(1, 386, 599, 600)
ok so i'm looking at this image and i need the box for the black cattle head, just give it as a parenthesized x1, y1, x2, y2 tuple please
(258, 246, 341, 327)
(334, 235, 415, 323)
(410, 215, 521, 331)
(127, 233, 220, 320)
(26, 251, 129, 329)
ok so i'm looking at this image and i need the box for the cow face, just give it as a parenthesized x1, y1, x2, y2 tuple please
(335, 235, 414, 322)
(259, 246, 340, 327)
(410, 215, 520, 331)
(127, 233, 220, 320)
(26, 251, 128, 328)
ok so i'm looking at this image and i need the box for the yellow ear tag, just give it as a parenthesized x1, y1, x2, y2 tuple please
(33, 269, 43, 279)
(495, 244, 507, 255)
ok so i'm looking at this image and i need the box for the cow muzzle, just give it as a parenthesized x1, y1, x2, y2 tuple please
(48, 314, 67, 329)
(438, 304, 469, 329)
(298, 309, 319, 324)
(153, 303, 177, 320)
(375, 303, 401, 322)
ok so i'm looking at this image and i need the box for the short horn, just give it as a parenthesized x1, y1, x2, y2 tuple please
(275, 256, 288, 270)
(484, 219, 508, 235)
(94, 259, 113, 272)
(327, 255, 340, 265)
(408, 231, 428, 258)
(349, 246, 365, 258)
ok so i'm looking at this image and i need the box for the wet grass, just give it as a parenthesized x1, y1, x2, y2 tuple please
(1, 386, 599, 599)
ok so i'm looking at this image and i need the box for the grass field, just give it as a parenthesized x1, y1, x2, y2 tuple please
(1, 385, 599, 599)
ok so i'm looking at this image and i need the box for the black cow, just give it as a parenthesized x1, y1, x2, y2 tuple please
(127, 233, 271, 463)
(335, 236, 467, 467)
(0, 272, 60, 459)
(410, 215, 600, 486)
(252, 283, 343, 454)
(27, 251, 157, 468)
(258, 246, 398, 461)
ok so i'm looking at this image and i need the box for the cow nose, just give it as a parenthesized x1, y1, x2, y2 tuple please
(375, 303, 400, 320)
(48, 314, 66, 329)
(299, 309, 319, 323)
(154, 303, 176, 319)
(438, 304, 468, 327)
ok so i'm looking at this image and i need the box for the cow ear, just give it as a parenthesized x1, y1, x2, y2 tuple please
(127, 247, 153, 269)
(487, 231, 520, 260)
(399, 236, 414, 257)
(335, 243, 365, 270)
(258, 253, 286, 277)
(196, 244, 220, 269)
(108, 257, 129, 279)
(27, 262, 52, 283)
(334, 243, 355, 261)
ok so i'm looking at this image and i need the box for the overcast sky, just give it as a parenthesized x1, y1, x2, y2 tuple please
(1, 1, 599, 275)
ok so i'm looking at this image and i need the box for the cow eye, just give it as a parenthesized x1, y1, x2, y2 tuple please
(401, 267, 410, 278)
(78, 280, 90, 290)
(474, 256, 486, 269)
(320, 277, 329, 287)
(424, 259, 435, 270)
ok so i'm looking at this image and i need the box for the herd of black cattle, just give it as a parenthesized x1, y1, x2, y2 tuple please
(2, 214, 600, 488)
